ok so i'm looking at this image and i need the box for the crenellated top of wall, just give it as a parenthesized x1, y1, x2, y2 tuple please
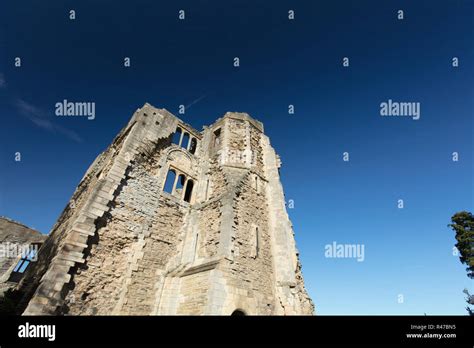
(205, 112, 264, 133)
(138, 103, 264, 137)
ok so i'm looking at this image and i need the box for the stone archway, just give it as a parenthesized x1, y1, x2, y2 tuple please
(231, 309, 246, 316)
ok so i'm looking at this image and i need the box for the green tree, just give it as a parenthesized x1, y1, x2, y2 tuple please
(449, 211, 474, 278)
(449, 211, 474, 315)
(462, 289, 474, 316)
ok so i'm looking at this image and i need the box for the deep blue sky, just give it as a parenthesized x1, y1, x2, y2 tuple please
(0, 0, 472, 314)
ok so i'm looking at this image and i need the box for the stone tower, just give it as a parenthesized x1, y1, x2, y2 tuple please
(16, 103, 314, 315)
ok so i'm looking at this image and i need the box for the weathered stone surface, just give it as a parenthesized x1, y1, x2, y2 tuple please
(16, 103, 314, 315)
(0, 217, 46, 296)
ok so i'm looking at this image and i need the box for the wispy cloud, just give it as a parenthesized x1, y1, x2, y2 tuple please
(14, 99, 83, 142)
(185, 94, 207, 110)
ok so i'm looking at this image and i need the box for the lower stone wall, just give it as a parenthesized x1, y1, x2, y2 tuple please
(121, 197, 186, 315)
(222, 174, 275, 314)
(176, 271, 211, 315)
(294, 259, 315, 314)
(62, 157, 188, 315)
(62, 216, 134, 315)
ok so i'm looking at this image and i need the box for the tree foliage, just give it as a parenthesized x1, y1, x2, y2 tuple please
(449, 211, 474, 278)
(449, 211, 474, 316)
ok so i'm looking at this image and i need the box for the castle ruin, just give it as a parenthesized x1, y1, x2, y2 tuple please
(16, 103, 314, 315)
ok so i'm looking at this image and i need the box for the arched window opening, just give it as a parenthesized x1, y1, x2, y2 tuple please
(163, 169, 176, 193)
(175, 174, 186, 196)
(172, 127, 182, 145)
(213, 128, 221, 148)
(189, 138, 197, 154)
(181, 133, 190, 150)
(184, 179, 194, 203)
(231, 309, 246, 316)
(255, 176, 258, 191)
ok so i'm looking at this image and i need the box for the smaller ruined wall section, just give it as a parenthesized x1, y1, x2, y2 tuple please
(201, 123, 228, 201)
(191, 128, 227, 260)
(221, 173, 275, 314)
(15, 124, 129, 313)
(227, 118, 246, 154)
(195, 113, 277, 315)
(294, 258, 315, 314)
(261, 135, 315, 315)
(249, 125, 264, 178)
(118, 192, 188, 314)
(196, 201, 222, 259)
(176, 270, 211, 315)
(0, 218, 46, 296)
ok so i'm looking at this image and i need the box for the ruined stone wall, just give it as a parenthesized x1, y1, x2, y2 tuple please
(176, 270, 211, 315)
(62, 213, 134, 315)
(294, 259, 315, 314)
(227, 118, 247, 154)
(120, 194, 186, 315)
(205, 159, 227, 199)
(14, 132, 125, 312)
(249, 125, 264, 178)
(17, 105, 314, 316)
(0, 218, 46, 296)
(46, 142, 137, 314)
(261, 135, 315, 315)
(192, 132, 226, 260)
(196, 201, 221, 259)
(19, 105, 182, 315)
(61, 127, 189, 315)
(194, 115, 278, 315)
(60, 159, 151, 314)
(223, 174, 275, 314)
